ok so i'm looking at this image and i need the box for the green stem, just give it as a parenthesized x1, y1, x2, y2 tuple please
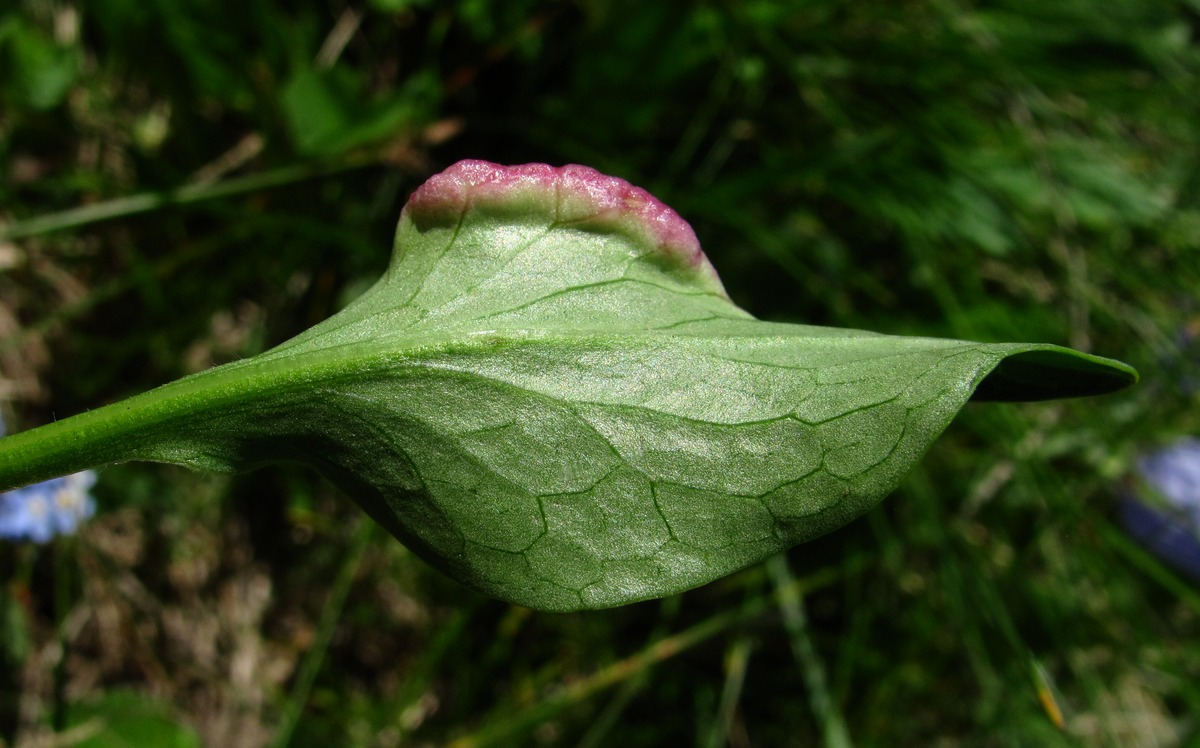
(703, 632, 753, 748)
(0, 154, 379, 242)
(0, 356, 280, 491)
(767, 553, 853, 748)
(0, 399, 156, 491)
(272, 518, 374, 748)
(448, 556, 870, 748)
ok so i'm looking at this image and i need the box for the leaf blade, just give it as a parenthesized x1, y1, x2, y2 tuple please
(0, 160, 1137, 610)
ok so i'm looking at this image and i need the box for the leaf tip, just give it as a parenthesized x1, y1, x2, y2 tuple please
(973, 345, 1139, 401)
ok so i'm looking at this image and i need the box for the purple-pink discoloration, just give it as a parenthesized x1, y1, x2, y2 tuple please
(405, 160, 716, 276)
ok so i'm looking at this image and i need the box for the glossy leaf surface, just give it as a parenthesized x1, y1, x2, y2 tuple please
(0, 161, 1136, 610)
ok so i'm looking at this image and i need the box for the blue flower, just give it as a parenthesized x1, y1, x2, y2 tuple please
(1120, 437, 1200, 579)
(0, 471, 98, 543)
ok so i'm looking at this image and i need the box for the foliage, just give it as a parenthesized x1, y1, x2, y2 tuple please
(0, 0, 1197, 745)
(0, 160, 1134, 610)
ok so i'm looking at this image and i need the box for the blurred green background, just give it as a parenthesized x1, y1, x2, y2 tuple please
(1, 0, 1198, 745)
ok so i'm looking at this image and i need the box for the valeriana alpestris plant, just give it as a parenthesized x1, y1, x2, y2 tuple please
(0, 161, 1136, 610)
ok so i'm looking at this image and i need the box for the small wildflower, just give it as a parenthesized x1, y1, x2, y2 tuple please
(1119, 437, 1200, 579)
(0, 471, 98, 543)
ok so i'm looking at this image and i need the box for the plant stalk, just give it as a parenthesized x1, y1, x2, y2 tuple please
(0, 357, 277, 491)
(0, 153, 381, 242)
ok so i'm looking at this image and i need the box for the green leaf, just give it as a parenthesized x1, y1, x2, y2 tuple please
(281, 66, 437, 157)
(0, 161, 1136, 611)
(64, 689, 201, 748)
(0, 18, 79, 110)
